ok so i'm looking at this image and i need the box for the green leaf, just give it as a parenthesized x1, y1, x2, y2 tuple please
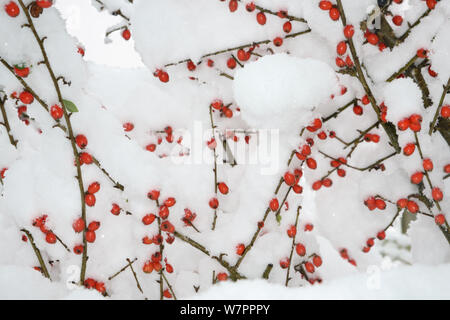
(62, 99, 78, 113)
(276, 214, 282, 224)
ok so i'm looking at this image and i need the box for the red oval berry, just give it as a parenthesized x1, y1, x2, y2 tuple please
(217, 272, 228, 281)
(287, 225, 297, 238)
(36, 0, 52, 9)
(283, 21, 292, 33)
(432, 187, 443, 201)
(343, 25, 354, 38)
(377, 231, 386, 240)
(209, 197, 219, 209)
(336, 41, 347, 55)
(407, 200, 419, 214)
(296, 243, 306, 256)
(236, 243, 245, 256)
(227, 57, 237, 69)
(147, 189, 160, 201)
(5, 1, 20, 17)
(19, 91, 34, 105)
(312, 180, 322, 191)
(269, 198, 279, 212)
(73, 244, 84, 255)
(410, 171, 424, 184)
(441, 105, 450, 118)
(392, 15, 403, 26)
(319, 1, 332, 10)
(284, 171, 296, 186)
(423, 158, 433, 171)
(45, 232, 56, 244)
(164, 197, 176, 207)
(142, 213, 156, 225)
(85, 193, 96, 207)
(75, 134, 88, 149)
(403, 143, 416, 156)
(229, 0, 238, 12)
(305, 261, 315, 273)
(256, 12, 266, 25)
(72, 217, 85, 233)
(435, 214, 445, 225)
(86, 230, 96, 243)
(313, 255, 322, 267)
(79, 152, 93, 165)
(218, 182, 229, 195)
(87, 182, 100, 194)
(122, 29, 131, 41)
(329, 7, 340, 21)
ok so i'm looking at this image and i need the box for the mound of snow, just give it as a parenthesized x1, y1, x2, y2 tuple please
(233, 54, 338, 133)
(382, 78, 422, 123)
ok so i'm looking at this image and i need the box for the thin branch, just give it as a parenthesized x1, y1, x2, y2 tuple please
(21, 229, 51, 280)
(0, 94, 17, 147)
(126, 258, 144, 294)
(429, 78, 450, 135)
(285, 206, 301, 287)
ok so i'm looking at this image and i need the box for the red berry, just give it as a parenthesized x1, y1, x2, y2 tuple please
(95, 282, 106, 294)
(322, 178, 333, 188)
(19, 91, 34, 104)
(36, 0, 52, 9)
(344, 25, 354, 38)
(296, 243, 306, 256)
(72, 218, 85, 233)
(227, 57, 236, 69)
(142, 214, 156, 226)
(306, 158, 317, 170)
(392, 15, 403, 26)
(423, 158, 434, 171)
(365, 197, 377, 211)
(50, 105, 63, 120)
(87, 182, 100, 194)
(159, 205, 170, 219)
(165, 263, 174, 273)
(319, 1, 332, 10)
(159, 71, 169, 83)
(256, 12, 266, 25)
(217, 272, 228, 281)
(329, 7, 340, 21)
(45, 232, 56, 244)
(336, 57, 346, 68)
(187, 60, 196, 71)
(428, 66, 437, 77)
(361, 95, 370, 105)
(293, 184, 303, 194)
(110, 203, 120, 215)
(367, 33, 379, 45)
(397, 118, 410, 131)
(75, 134, 88, 149)
(377, 231, 386, 240)
(73, 244, 83, 255)
(122, 29, 131, 41)
(237, 49, 250, 61)
(353, 105, 363, 115)
(142, 262, 154, 274)
(305, 261, 315, 273)
(375, 199, 386, 210)
(287, 225, 297, 238)
(122, 122, 134, 132)
(209, 197, 219, 209)
(269, 198, 279, 212)
(444, 164, 450, 174)
(283, 21, 292, 33)
(161, 220, 175, 233)
(279, 258, 290, 269)
(85, 193, 96, 207)
(403, 143, 416, 156)
(284, 171, 296, 186)
(146, 144, 156, 152)
(304, 223, 314, 232)
(14, 66, 29, 78)
(236, 243, 245, 256)
(84, 278, 97, 289)
(441, 105, 450, 118)
(313, 255, 322, 267)
(407, 200, 419, 214)
(142, 236, 152, 245)
(79, 152, 93, 165)
(312, 180, 322, 191)
(397, 198, 408, 208)
(426, 0, 437, 10)
(88, 221, 100, 232)
(5, 1, 20, 17)
(410, 171, 424, 184)
(432, 187, 443, 201)
(86, 230, 96, 243)
(218, 182, 229, 195)
(336, 41, 347, 55)
(147, 189, 160, 201)
(417, 48, 428, 58)
(164, 197, 176, 207)
(246, 2, 255, 12)
(228, 0, 238, 12)
(273, 37, 283, 47)
(435, 214, 445, 225)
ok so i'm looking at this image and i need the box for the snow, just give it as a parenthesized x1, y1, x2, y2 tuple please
(382, 78, 422, 123)
(233, 54, 338, 134)
(190, 263, 450, 300)
(0, 0, 449, 301)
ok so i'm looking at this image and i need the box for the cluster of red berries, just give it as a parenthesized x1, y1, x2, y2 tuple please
(364, 196, 387, 211)
(181, 208, 197, 228)
(153, 69, 169, 83)
(318, 1, 340, 21)
(339, 248, 357, 266)
(397, 113, 423, 132)
(362, 230, 386, 253)
(145, 126, 179, 153)
(211, 99, 234, 118)
(32, 214, 59, 244)
(84, 278, 106, 295)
